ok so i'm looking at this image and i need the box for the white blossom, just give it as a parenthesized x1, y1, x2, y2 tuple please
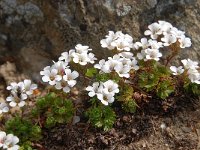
(181, 59, 199, 70)
(114, 64, 131, 78)
(18, 79, 37, 96)
(144, 21, 192, 48)
(0, 131, 19, 150)
(75, 44, 92, 54)
(161, 34, 177, 46)
(55, 69, 79, 93)
(40, 67, 62, 85)
(102, 80, 119, 95)
(170, 66, 184, 75)
(58, 49, 75, 65)
(100, 31, 134, 51)
(187, 69, 200, 84)
(86, 80, 119, 105)
(100, 31, 116, 50)
(86, 82, 102, 97)
(97, 92, 114, 106)
(178, 36, 192, 48)
(6, 79, 38, 108)
(0, 102, 9, 114)
(72, 53, 90, 66)
(134, 38, 149, 50)
(144, 22, 162, 39)
(70, 44, 97, 65)
(145, 49, 162, 61)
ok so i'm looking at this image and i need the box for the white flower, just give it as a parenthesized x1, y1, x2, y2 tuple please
(111, 34, 133, 51)
(86, 82, 102, 97)
(86, 80, 119, 105)
(158, 21, 173, 34)
(6, 94, 26, 107)
(0, 102, 9, 114)
(94, 59, 106, 70)
(3, 134, 19, 150)
(148, 39, 163, 49)
(100, 31, 116, 50)
(181, 59, 199, 70)
(55, 69, 79, 93)
(170, 66, 184, 75)
(115, 64, 131, 78)
(187, 69, 200, 84)
(52, 61, 69, 75)
(102, 80, 119, 95)
(100, 31, 134, 51)
(102, 59, 119, 73)
(161, 34, 177, 46)
(170, 27, 185, 38)
(134, 38, 149, 50)
(18, 79, 37, 95)
(55, 80, 70, 93)
(6, 79, 38, 108)
(145, 49, 162, 61)
(97, 92, 114, 106)
(71, 46, 97, 65)
(6, 82, 18, 93)
(129, 58, 139, 70)
(88, 53, 97, 64)
(118, 52, 133, 59)
(75, 44, 92, 54)
(63, 69, 79, 87)
(144, 22, 162, 39)
(0, 132, 19, 150)
(0, 131, 7, 148)
(178, 36, 192, 48)
(137, 50, 146, 60)
(40, 67, 62, 85)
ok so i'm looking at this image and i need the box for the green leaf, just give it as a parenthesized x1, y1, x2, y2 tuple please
(85, 68, 97, 77)
(86, 106, 116, 131)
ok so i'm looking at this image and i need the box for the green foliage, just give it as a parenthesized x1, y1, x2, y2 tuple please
(96, 73, 112, 82)
(117, 84, 136, 113)
(139, 72, 159, 91)
(19, 141, 34, 150)
(32, 92, 74, 128)
(85, 106, 116, 131)
(96, 72, 120, 83)
(156, 79, 175, 99)
(5, 116, 42, 148)
(138, 64, 174, 99)
(184, 82, 200, 95)
(85, 68, 97, 77)
(122, 100, 137, 113)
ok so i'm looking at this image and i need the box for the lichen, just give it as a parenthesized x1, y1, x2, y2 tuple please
(0, 0, 44, 25)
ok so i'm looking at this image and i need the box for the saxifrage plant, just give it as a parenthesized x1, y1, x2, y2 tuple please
(0, 20, 199, 149)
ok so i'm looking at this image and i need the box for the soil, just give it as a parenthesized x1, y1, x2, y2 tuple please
(0, 62, 200, 150)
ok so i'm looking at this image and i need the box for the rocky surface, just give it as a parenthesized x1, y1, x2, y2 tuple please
(0, 0, 199, 81)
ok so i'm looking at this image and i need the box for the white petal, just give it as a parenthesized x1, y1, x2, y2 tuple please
(9, 102, 17, 107)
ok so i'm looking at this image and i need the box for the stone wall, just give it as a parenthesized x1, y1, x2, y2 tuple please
(0, 0, 199, 81)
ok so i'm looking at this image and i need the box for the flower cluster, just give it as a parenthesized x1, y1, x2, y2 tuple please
(144, 21, 191, 48)
(5, 79, 37, 108)
(170, 59, 200, 84)
(134, 38, 163, 61)
(100, 31, 134, 51)
(0, 131, 20, 150)
(86, 80, 119, 105)
(40, 61, 79, 93)
(94, 52, 139, 78)
(59, 44, 97, 66)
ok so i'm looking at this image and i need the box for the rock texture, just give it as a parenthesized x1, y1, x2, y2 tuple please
(0, 0, 199, 80)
